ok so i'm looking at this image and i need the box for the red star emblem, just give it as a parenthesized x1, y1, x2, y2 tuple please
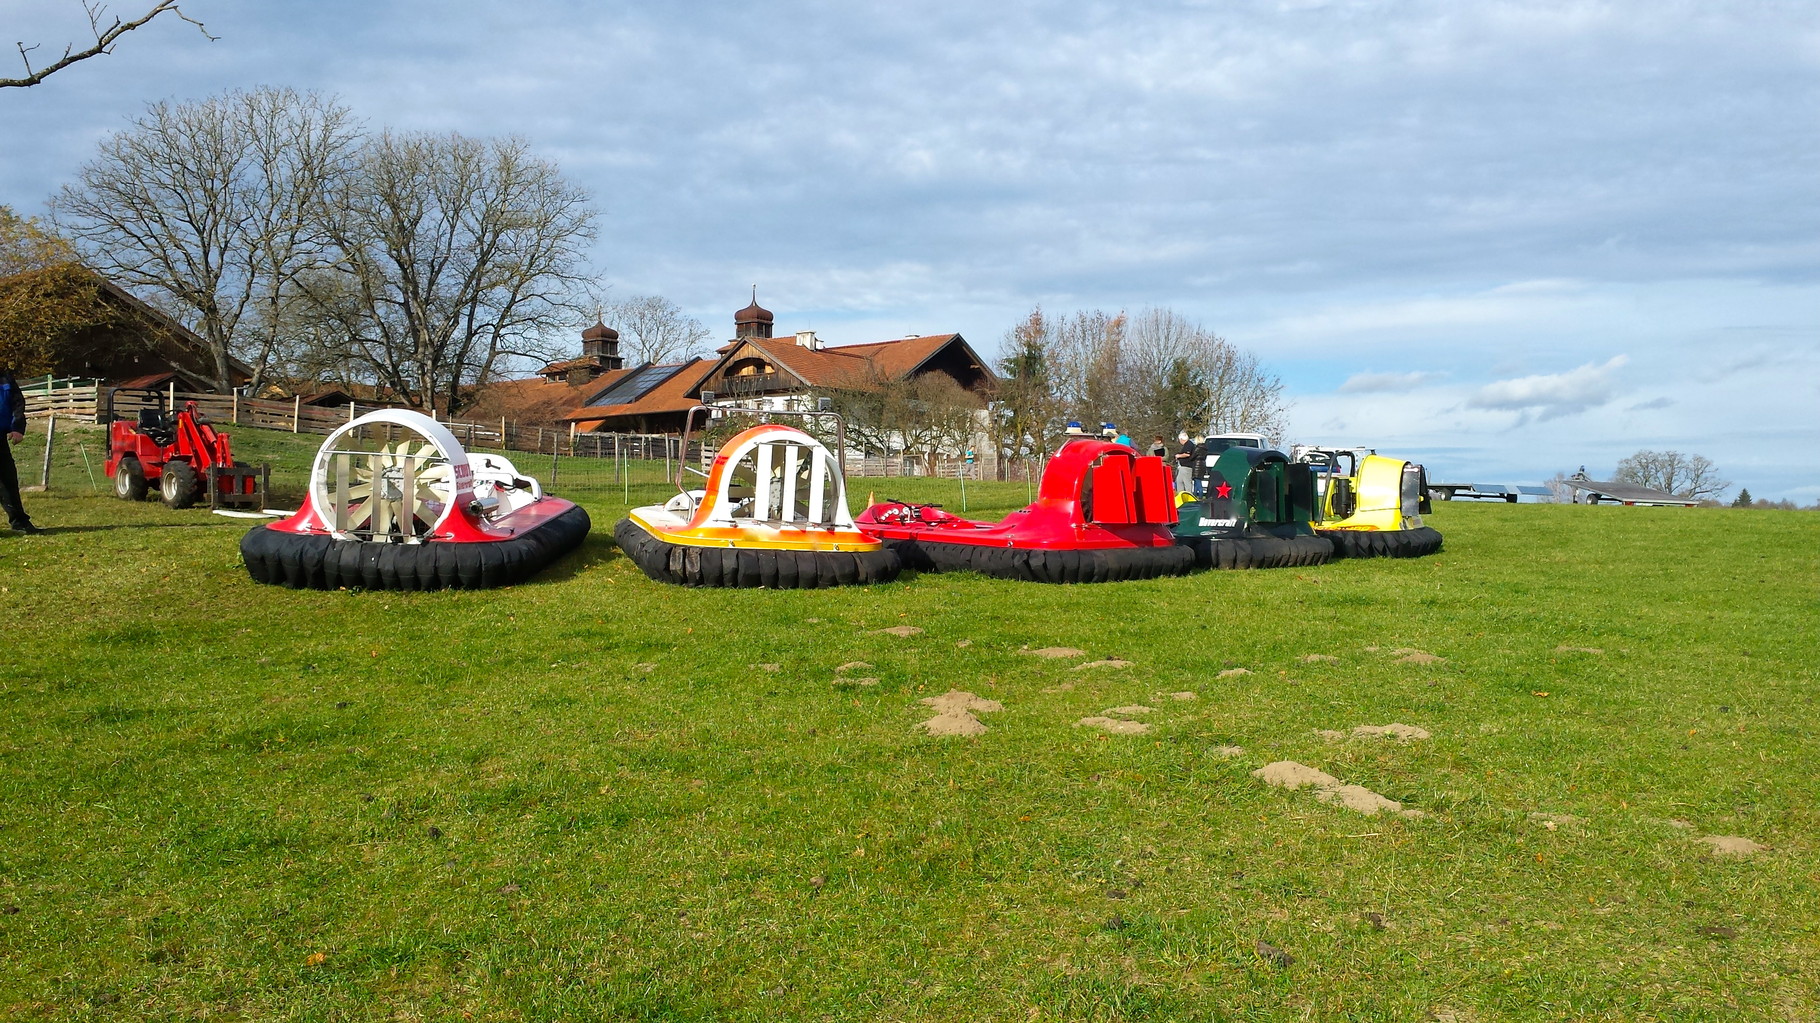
(1214, 481, 1233, 499)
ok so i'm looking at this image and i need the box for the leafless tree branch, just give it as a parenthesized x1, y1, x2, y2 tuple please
(4, 1, 215, 89)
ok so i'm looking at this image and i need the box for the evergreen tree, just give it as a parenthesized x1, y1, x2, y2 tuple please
(1731, 488, 1752, 507)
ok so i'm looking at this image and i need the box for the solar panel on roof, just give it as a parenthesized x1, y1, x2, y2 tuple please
(589, 363, 687, 406)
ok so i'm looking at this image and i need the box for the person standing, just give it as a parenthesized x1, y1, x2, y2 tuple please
(0, 370, 44, 535)
(1149, 435, 1167, 461)
(1173, 431, 1197, 494)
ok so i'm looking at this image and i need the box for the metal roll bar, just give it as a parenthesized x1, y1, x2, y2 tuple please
(673, 397, 848, 494)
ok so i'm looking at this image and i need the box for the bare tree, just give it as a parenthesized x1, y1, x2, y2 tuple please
(820, 363, 901, 457)
(51, 88, 359, 390)
(900, 374, 983, 473)
(3, 1, 214, 89)
(1036, 305, 1288, 443)
(822, 369, 982, 469)
(1614, 450, 1729, 501)
(308, 131, 597, 413)
(1544, 470, 1575, 504)
(604, 294, 710, 364)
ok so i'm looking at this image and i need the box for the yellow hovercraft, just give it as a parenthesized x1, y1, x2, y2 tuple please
(1292, 446, 1443, 559)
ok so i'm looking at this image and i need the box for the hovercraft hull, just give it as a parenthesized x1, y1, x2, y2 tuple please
(242, 501, 591, 590)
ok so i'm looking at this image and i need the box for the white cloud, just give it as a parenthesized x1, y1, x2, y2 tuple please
(1468, 356, 1629, 420)
(1338, 370, 1444, 393)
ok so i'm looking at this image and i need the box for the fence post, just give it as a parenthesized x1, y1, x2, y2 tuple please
(349, 400, 356, 424)
(167, 380, 176, 412)
(38, 414, 56, 489)
(500, 416, 507, 449)
(292, 396, 301, 433)
(231, 391, 239, 425)
(550, 432, 559, 488)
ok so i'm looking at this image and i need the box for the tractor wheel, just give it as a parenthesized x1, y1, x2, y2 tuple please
(114, 457, 148, 501)
(160, 460, 200, 509)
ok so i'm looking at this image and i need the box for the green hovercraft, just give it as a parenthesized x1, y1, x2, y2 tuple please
(1172, 436, 1333, 569)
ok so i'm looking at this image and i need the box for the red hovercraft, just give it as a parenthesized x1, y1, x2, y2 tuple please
(241, 409, 589, 590)
(856, 434, 1193, 583)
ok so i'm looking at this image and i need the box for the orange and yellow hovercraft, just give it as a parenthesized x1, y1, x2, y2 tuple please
(613, 404, 901, 588)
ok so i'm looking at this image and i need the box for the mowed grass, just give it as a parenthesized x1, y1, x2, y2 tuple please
(1, 424, 1817, 1021)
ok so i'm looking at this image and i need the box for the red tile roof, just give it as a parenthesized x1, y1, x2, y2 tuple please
(463, 375, 599, 427)
(561, 333, 990, 426)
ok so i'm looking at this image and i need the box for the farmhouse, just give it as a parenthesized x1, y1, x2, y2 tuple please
(561, 294, 996, 437)
(0, 263, 251, 391)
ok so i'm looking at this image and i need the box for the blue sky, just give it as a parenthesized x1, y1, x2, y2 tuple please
(3, 0, 1816, 498)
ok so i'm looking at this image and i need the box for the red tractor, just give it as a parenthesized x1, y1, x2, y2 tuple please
(106, 402, 267, 510)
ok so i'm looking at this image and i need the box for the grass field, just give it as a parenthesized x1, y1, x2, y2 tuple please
(2, 423, 1816, 1021)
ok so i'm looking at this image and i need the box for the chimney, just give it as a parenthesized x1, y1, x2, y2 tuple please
(796, 329, 821, 350)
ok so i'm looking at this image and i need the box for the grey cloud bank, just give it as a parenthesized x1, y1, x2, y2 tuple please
(2, 0, 1815, 497)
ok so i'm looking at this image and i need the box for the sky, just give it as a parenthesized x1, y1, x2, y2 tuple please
(3, 0, 1816, 499)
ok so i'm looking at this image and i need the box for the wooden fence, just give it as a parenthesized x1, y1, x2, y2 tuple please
(17, 380, 1029, 480)
(17, 382, 652, 459)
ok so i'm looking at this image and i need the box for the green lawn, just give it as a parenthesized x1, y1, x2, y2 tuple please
(1, 423, 1816, 1021)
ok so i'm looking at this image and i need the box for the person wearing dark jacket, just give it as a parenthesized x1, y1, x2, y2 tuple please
(1173, 431, 1197, 494)
(0, 370, 43, 535)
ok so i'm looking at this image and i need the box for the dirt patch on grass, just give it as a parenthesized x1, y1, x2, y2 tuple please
(1040, 682, 1076, 693)
(836, 677, 880, 688)
(1218, 668, 1253, 678)
(921, 712, 988, 737)
(1252, 760, 1423, 818)
(1317, 784, 1414, 816)
(876, 626, 924, 637)
(1530, 812, 1585, 829)
(1555, 645, 1604, 655)
(1299, 654, 1340, 664)
(1076, 716, 1152, 736)
(1211, 745, 1244, 757)
(1022, 646, 1085, 659)
(1698, 835, 1769, 858)
(917, 690, 1004, 737)
(1162, 691, 1197, 701)
(752, 663, 782, 673)
(1393, 651, 1444, 664)
(923, 691, 1003, 715)
(1075, 659, 1133, 670)
(1253, 761, 1338, 789)
(1353, 723, 1431, 741)
(1104, 705, 1154, 716)
(1319, 723, 1431, 742)
(835, 661, 873, 673)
